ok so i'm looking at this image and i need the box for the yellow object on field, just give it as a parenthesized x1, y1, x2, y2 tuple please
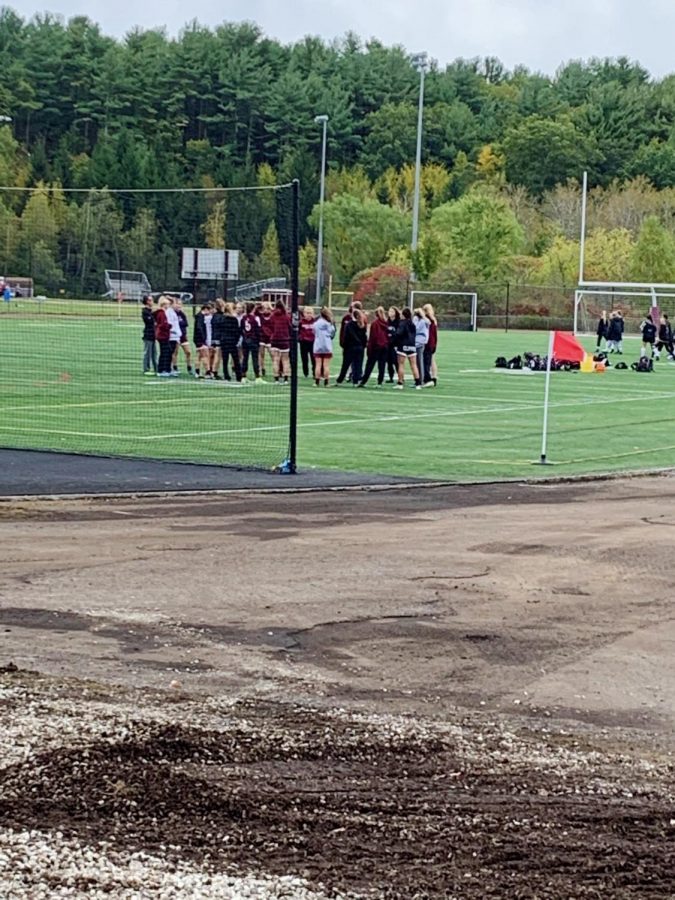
(580, 353, 594, 373)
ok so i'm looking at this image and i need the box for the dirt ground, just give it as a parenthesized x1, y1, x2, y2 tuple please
(0, 477, 674, 898)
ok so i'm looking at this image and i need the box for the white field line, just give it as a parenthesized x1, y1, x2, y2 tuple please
(0, 395, 278, 414)
(4, 389, 675, 442)
(0, 386, 548, 413)
(2, 376, 674, 416)
(0, 385, 603, 427)
(455, 371, 675, 397)
(14, 321, 140, 328)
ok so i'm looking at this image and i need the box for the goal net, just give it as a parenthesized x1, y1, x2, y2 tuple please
(0, 181, 300, 472)
(104, 270, 152, 301)
(409, 290, 478, 331)
(575, 284, 675, 335)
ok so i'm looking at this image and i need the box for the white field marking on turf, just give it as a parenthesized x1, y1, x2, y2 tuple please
(1, 378, 670, 416)
(455, 370, 675, 397)
(8, 388, 666, 444)
(0, 394, 275, 413)
(13, 316, 143, 331)
(561, 443, 675, 464)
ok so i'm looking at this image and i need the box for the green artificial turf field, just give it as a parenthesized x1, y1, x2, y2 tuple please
(1, 301, 675, 481)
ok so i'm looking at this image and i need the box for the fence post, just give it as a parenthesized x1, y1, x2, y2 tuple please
(288, 179, 300, 475)
(505, 281, 510, 332)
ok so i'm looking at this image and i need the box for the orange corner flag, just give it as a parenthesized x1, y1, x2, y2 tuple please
(552, 331, 586, 363)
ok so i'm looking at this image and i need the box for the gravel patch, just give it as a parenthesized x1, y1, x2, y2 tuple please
(1, 669, 674, 898)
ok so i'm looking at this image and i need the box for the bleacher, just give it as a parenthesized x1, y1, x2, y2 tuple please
(234, 277, 286, 302)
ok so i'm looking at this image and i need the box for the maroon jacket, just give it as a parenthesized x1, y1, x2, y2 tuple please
(154, 307, 170, 342)
(367, 318, 389, 352)
(427, 320, 438, 353)
(270, 308, 291, 349)
(260, 311, 273, 343)
(299, 315, 316, 343)
(241, 313, 261, 346)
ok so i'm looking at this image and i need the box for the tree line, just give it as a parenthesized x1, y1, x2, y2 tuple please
(2, 8, 675, 296)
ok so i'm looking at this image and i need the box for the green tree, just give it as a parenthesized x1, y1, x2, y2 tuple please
(0, 125, 31, 198)
(310, 193, 410, 282)
(411, 232, 442, 281)
(202, 199, 227, 249)
(430, 189, 524, 280)
(503, 116, 598, 195)
(0, 202, 20, 273)
(251, 221, 282, 278)
(19, 183, 59, 253)
(326, 165, 374, 201)
(630, 216, 675, 282)
(361, 102, 416, 178)
(630, 139, 675, 188)
(298, 241, 317, 289)
(31, 239, 64, 292)
(121, 207, 159, 271)
(533, 229, 634, 287)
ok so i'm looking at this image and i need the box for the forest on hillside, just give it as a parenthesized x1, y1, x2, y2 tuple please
(2, 7, 675, 300)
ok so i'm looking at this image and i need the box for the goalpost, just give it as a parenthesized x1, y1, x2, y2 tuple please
(409, 290, 478, 331)
(327, 276, 354, 310)
(574, 286, 675, 334)
(104, 270, 152, 302)
(575, 170, 675, 334)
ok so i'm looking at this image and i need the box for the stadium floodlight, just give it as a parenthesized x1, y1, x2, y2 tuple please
(410, 53, 428, 278)
(314, 114, 329, 304)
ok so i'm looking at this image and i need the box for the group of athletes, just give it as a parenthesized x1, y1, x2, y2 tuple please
(596, 308, 675, 360)
(142, 296, 440, 388)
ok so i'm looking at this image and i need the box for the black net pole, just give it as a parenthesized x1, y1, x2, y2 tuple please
(288, 179, 300, 474)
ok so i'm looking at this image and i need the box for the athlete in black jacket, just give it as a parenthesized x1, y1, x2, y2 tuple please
(596, 310, 608, 350)
(217, 302, 243, 382)
(141, 295, 156, 375)
(606, 311, 624, 353)
(655, 314, 674, 360)
(640, 314, 657, 359)
(394, 308, 421, 389)
(342, 312, 367, 384)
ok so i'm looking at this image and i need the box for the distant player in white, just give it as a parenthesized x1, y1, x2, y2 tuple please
(165, 299, 182, 377)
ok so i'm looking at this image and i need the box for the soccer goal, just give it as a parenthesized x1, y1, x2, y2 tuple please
(409, 290, 478, 331)
(574, 284, 675, 335)
(574, 171, 675, 334)
(328, 290, 354, 309)
(104, 270, 152, 302)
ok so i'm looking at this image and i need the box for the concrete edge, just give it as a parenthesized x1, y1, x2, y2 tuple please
(1, 466, 673, 503)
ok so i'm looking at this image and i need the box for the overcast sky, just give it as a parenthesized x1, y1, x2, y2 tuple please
(9, 0, 674, 78)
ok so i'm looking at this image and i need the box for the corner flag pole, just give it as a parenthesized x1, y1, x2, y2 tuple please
(539, 330, 555, 465)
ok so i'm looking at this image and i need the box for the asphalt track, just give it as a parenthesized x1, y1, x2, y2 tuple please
(0, 449, 421, 496)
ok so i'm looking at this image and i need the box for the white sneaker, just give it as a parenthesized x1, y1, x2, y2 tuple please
(393, 383, 403, 390)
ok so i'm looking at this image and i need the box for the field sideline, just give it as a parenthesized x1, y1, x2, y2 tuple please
(1, 304, 675, 481)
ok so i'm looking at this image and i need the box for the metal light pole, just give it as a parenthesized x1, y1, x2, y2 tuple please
(314, 114, 329, 304)
(411, 53, 428, 280)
